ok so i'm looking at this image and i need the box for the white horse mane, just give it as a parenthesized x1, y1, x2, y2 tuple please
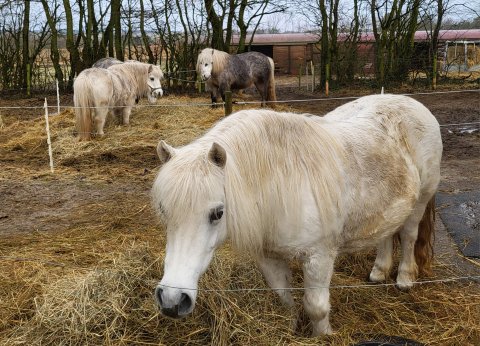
(153, 110, 345, 255)
(196, 48, 230, 77)
(109, 62, 163, 100)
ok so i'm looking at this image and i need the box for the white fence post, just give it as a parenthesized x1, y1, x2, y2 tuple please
(56, 79, 60, 114)
(44, 98, 54, 173)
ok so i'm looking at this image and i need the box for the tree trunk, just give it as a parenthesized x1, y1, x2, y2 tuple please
(431, 0, 444, 90)
(63, 0, 81, 88)
(41, 0, 64, 89)
(21, 0, 30, 91)
(204, 0, 225, 50)
(319, 0, 330, 90)
(111, 0, 123, 60)
(346, 0, 360, 81)
(140, 0, 155, 63)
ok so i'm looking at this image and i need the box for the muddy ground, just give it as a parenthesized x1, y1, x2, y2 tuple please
(1, 88, 479, 236)
(1, 87, 479, 255)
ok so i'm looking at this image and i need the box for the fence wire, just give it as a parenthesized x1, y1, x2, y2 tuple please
(156, 275, 480, 292)
(0, 89, 478, 130)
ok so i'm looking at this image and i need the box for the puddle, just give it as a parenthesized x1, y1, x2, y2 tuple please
(436, 191, 480, 258)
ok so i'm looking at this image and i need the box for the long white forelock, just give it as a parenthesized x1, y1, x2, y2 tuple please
(196, 49, 213, 72)
(152, 146, 225, 225)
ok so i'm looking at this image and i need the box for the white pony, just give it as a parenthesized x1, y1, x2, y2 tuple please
(151, 94, 442, 336)
(74, 62, 163, 140)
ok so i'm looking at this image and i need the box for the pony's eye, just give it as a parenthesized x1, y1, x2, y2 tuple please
(209, 207, 223, 224)
(158, 202, 166, 217)
(150, 77, 154, 81)
(205, 63, 208, 67)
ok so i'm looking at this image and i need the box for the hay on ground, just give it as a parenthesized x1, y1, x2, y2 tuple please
(0, 94, 479, 345)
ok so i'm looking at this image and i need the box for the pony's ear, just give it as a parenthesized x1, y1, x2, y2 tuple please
(157, 140, 175, 165)
(208, 142, 226, 168)
(148, 64, 153, 73)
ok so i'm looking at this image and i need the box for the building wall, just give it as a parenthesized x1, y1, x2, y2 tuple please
(356, 43, 376, 75)
(273, 45, 309, 75)
(238, 41, 321, 75)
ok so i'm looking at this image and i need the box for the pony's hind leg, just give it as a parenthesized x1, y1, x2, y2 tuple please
(396, 196, 435, 290)
(94, 107, 109, 136)
(254, 81, 267, 107)
(122, 106, 132, 125)
(369, 236, 394, 282)
(257, 257, 294, 307)
(302, 252, 335, 336)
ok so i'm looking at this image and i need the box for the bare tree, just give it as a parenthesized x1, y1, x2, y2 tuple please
(204, 0, 287, 53)
(40, 0, 65, 89)
(370, 0, 423, 84)
(236, 0, 287, 53)
(420, 0, 451, 89)
(63, 0, 83, 88)
(140, 0, 155, 63)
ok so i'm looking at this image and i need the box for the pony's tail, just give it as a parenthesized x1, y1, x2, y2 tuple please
(414, 196, 436, 276)
(74, 77, 93, 141)
(267, 57, 277, 105)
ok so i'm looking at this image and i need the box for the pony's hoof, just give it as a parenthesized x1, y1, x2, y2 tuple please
(369, 265, 387, 283)
(395, 281, 414, 291)
(311, 320, 333, 336)
(396, 271, 415, 290)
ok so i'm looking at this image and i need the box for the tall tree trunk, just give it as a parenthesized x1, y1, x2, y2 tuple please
(346, 0, 360, 81)
(41, 0, 64, 89)
(204, 0, 225, 50)
(63, 0, 81, 87)
(319, 0, 330, 90)
(329, 0, 339, 83)
(111, 0, 123, 60)
(140, 0, 155, 63)
(431, 0, 445, 89)
(21, 0, 30, 90)
(236, 0, 248, 53)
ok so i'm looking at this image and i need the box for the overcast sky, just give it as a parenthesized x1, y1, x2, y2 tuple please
(21, 0, 480, 34)
(267, 0, 480, 33)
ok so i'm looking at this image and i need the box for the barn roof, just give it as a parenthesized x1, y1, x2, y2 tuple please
(354, 29, 480, 42)
(417, 29, 480, 41)
(231, 29, 480, 46)
(231, 33, 319, 45)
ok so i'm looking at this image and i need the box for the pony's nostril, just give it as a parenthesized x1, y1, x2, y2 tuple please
(178, 293, 192, 314)
(154, 286, 163, 307)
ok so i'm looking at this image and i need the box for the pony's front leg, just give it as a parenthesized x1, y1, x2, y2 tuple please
(210, 91, 218, 106)
(257, 257, 294, 307)
(210, 86, 222, 108)
(302, 252, 335, 336)
(369, 236, 393, 282)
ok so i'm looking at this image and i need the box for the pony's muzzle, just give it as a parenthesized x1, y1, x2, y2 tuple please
(152, 89, 163, 98)
(155, 286, 193, 318)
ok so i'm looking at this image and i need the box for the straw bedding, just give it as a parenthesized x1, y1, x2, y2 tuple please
(0, 95, 479, 345)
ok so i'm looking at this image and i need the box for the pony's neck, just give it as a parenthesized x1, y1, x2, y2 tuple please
(125, 63, 149, 98)
(211, 49, 231, 77)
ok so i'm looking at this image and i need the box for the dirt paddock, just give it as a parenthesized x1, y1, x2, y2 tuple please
(0, 86, 479, 345)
